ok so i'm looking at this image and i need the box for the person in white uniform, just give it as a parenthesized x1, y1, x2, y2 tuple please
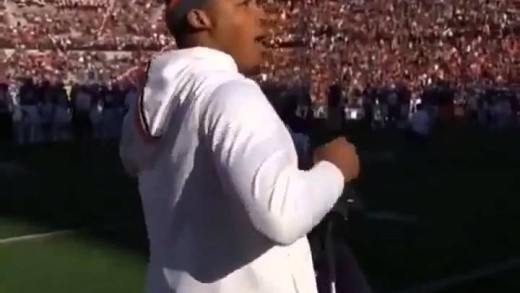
(119, 0, 360, 292)
(408, 103, 431, 148)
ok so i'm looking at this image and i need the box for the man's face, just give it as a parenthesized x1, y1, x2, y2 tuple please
(209, 0, 266, 75)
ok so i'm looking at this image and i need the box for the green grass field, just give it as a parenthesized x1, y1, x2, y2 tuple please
(1, 128, 519, 293)
(0, 236, 145, 293)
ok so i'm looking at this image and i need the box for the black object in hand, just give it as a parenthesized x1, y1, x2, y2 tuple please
(307, 85, 363, 221)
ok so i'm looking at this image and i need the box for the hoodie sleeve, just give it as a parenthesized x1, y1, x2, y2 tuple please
(201, 79, 345, 245)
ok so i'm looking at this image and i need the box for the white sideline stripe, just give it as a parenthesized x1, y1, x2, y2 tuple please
(0, 229, 79, 244)
(0, 224, 122, 245)
(394, 258, 520, 293)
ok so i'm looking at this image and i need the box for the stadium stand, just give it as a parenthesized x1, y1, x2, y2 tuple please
(0, 0, 518, 145)
(0, 0, 517, 89)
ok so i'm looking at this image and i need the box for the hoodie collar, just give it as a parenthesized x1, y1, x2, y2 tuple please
(175, 46, 239, 73)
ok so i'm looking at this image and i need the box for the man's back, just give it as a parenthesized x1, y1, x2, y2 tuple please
(120, 47, 345, 293)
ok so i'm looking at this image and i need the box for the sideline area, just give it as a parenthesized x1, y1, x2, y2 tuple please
(1, 129, 519, 293)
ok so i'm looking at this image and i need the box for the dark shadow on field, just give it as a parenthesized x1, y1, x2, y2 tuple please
(1, 127, 519, 291)
(0, 142, 148, 254)
(438, 268, 520, 293)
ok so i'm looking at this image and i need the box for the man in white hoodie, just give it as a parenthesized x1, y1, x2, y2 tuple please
(120, 0, 360, 292)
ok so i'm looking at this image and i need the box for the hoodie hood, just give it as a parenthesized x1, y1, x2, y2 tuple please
(119, 47, 238, 176)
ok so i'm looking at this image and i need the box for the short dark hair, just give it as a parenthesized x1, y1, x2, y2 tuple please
(164, 0, 210, 44)
(165, 4, 188, 41)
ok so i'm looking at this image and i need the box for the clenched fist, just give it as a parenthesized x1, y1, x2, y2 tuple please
(313, 137, 360, 182)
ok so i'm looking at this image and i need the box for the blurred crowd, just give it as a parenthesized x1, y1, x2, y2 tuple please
(0, 0, 519, 145)
(0, 0, 517, 89)
(0, 76, 518, 146)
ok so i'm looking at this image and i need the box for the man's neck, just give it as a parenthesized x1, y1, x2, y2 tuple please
(177, 35, 222, 52)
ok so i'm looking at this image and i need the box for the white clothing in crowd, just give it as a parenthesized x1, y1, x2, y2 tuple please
(20, 105, 42, 143)
(53, 103, 72, 141)
(7, 85, 73, 144)
(410, 107, 431, 136)
(467, 95, 478, 112)
(75, 89, 92, 112)
(120, 47, 345, 293)
(90, 101, 105, 140)
(492, 100, 512, 129)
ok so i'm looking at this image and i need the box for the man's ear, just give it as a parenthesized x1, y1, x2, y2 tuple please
(186, 9, 212, 30)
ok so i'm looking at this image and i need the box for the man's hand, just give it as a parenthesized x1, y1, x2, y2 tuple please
(313, 137, 360, 182)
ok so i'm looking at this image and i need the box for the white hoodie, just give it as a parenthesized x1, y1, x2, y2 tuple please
(120, 47, 345, 293)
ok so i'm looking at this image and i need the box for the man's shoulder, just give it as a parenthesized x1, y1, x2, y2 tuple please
(201, 77, 280, 132)
(212, 76, 261, 96)
(207, 77, 266, 111)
